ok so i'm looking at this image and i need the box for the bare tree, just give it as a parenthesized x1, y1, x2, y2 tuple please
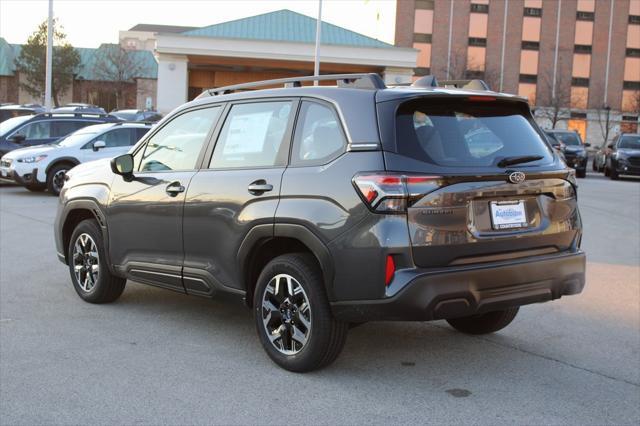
(536, 67, 574, 129)
(594, 105, 616, 148)
(92, 44, 147, 110)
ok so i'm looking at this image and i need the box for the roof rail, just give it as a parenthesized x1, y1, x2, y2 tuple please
(438, 79, 491, 91)
(39, 112, 115, 118)
(197, 73, 386, 98)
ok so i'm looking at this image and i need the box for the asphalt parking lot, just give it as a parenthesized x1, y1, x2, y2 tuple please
(1, 173, 639, 425)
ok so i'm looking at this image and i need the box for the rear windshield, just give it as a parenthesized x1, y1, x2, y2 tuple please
(551, 132, 581, 146)
(395, 100, 553, 168)
(618, 135, 640, 150)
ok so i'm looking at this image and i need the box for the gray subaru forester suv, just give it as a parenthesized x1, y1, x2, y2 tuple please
(54, 74, 585, 372)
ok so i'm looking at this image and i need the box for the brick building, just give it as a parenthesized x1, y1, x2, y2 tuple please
(396, 0, 640, 145)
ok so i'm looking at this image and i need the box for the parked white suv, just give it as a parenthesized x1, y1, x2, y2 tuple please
(0, 122, 151, 195)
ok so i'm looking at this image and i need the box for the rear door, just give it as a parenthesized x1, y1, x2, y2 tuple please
(182, 99, 296, 295)
(381, 97, 580, 267)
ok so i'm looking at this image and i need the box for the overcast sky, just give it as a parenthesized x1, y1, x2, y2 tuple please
(0, 0, 396, 47)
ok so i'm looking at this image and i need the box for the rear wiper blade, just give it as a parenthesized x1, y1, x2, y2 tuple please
(497, 155, 544, 168)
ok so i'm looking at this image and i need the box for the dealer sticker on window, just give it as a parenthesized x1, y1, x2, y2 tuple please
(490, 200, 528, 230)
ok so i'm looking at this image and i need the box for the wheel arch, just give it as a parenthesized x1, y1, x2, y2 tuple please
(238, 223, 335, 308)
(45, 156, 80, 175)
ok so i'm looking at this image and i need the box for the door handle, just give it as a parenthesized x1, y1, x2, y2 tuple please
(165, 181, 185, 196)
(248, 180, 273, 195)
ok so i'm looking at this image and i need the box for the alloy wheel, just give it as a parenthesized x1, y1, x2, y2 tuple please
(72, 233, 100, 292)
(52, 169, 67, 193)
(261, 273, 312, 355)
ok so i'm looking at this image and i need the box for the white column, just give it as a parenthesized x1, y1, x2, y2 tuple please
(156, 53, 189, 115)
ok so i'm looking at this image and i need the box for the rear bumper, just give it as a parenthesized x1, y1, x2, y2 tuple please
(331, 251, 585, 322)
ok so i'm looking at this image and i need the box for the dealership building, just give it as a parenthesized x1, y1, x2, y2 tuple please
(120, 10, 417, 114)
(395, 0, 640, 144)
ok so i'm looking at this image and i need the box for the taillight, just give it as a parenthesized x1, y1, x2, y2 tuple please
(353, 172, 442, 213)
(385, 255, 395, 286)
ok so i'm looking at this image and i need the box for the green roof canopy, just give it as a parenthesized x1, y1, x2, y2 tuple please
(181, 9, 394, 49)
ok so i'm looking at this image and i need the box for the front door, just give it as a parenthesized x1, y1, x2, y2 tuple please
(107, 106, 222, 291)
(183, 100, 296, 295)
(80, 128, 138, 163)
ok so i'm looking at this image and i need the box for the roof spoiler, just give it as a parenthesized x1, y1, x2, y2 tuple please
(411, 76, 491, 91)
(197, 73, 387, 98)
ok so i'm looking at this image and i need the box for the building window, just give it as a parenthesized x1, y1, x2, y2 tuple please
(467, 47, 486, 71)
(519, 74, 537, 84)
(572, 77, 590, 87)
(572, 54, 591, 79)
(627, 48, 640, 57)
(414, 34, 432, 43)
(413, 43, 432, 68)
(574, 45, 592, 54)
(522, 16, 542, 42)
(470, 3, 489, 13)
(524, 7, 542, 17)
(415, 0, 434, 10)
(574, 21, 594, 45)
(622, 90, 640, 112)
(567, 119, 587, 143)
(522, 41, 540, 50)
(414, 9, 434, 34)
(623, 81, 640, 90)
(571, 87, 588, 109)
(468, 37, 487, 47)
(576, 11, 595, 21)
(629, 15, 640, 24)
(518, 83, 537, 105)
(520, 50, 539, 75)
(624, 57, 640, 82)
(413, 67, 431, 77)
(570, 112, 587, 119)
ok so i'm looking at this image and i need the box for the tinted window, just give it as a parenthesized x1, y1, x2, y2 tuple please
(138, 107, 220, 172)
(0, 115, 31, 136)
(618, 135, 640, 149)
(135, 128, 150, 142)
(51, 120, 93, 138)
(396, 100, 552, 168)
(17, 121, 51, 139)
(292, 102, 346, 166)
(210, 101, 292, 169)
(552, 132, 581, 146)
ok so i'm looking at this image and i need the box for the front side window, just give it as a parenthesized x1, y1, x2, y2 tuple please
(209, 101, 292, 169)
(291, 101, 346, 166)
(396, 99, 553, 168)
(138, 107, 220, 172)
(97, 128, 134, 148)
(16, 121, 51, 139)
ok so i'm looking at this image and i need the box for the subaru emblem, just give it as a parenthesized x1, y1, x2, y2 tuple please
(508, 171, 526, 184)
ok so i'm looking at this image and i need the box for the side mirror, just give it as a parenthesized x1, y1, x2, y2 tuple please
(92, 140, 106, 152)
(110, 154, 134, 180)
(9, 134, 26, 144)
(607, 143, 614, 149)
(584, 143, 591, 147)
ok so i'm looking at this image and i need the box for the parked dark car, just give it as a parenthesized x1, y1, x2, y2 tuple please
(0, 104, 46, 123)
(544, 130, 589, 178)
(54, 74, 585, 372)
(110, 109, 163, 123)
(602, 133, 640, 179)
(0, 112, 120, 157)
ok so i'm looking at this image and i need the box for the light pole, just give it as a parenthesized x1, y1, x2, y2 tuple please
(44, 0, 53, 110)
(313, 0, 323, 85)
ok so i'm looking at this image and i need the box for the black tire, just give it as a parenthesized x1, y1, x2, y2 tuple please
(46, 162, 72, 196)
(254, 253, 348, 372)
(604, 165, 610, 177)
(610, 167, 619, 180)
(592, 160, 597, 172)
(446, 307, 519, 335)
(576, 168, 586, 178)
(67, 219, 126, 304)
(24, 184, 46, 192)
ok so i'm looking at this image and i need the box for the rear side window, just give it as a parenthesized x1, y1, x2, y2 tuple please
(51, 120, 88, 138)
(395, 100, 553, 168)
(291, 101, 346, 166)
(209, 101, 292, 169)
(100, 128, 134, 148)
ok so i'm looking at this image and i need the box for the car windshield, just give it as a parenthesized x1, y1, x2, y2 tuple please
(618, 135, 640, 150)
(0, 115, 32, 136)
(552, 132, 581, 146)
(395, 99, 553, 168)
(56, 131, 98, 147)
(112, 111, 139, 121)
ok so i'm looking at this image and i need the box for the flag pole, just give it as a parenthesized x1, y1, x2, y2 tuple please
(44, 0, 53, 110)
(313, 0, 323, 85)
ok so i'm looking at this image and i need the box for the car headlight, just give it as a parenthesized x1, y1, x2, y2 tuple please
(17, 155, 47, 163)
